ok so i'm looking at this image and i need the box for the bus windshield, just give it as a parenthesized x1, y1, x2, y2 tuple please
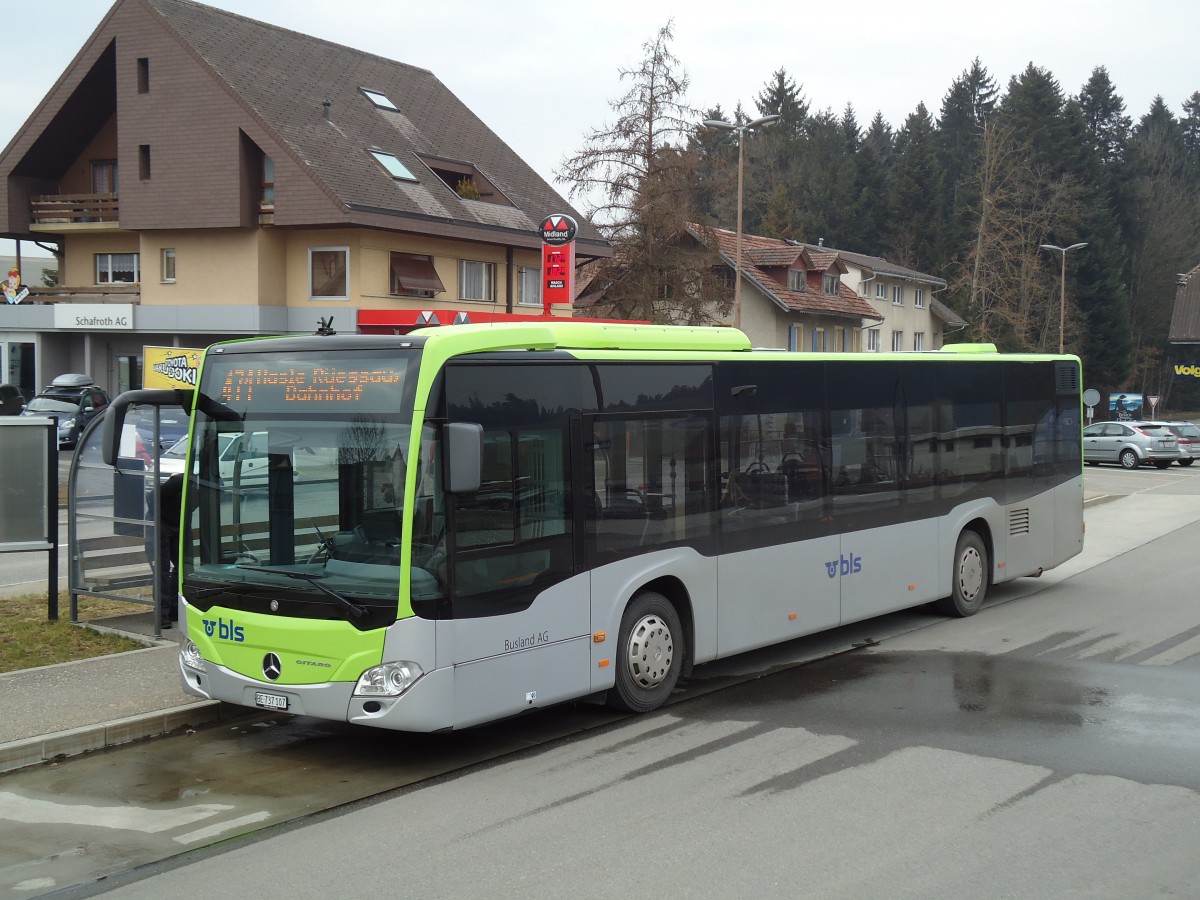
(180, 349, 439, 630)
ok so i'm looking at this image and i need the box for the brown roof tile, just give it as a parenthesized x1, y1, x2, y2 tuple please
(695, 226, 881, 321)
(141, 0, 606, 251)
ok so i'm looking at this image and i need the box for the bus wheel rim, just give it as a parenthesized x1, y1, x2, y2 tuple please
(627, 614, 674, 689)
(959, 547, 983, 601)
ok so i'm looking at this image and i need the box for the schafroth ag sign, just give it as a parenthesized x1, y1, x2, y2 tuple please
(52, 304, 134, 330)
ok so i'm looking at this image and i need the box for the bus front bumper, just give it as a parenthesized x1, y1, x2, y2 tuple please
(179, 651, 456, 732)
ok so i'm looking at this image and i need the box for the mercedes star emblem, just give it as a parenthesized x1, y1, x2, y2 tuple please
(263, 653, 282, 681)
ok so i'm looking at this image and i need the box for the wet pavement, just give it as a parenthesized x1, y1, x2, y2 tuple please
(1, 466, 1199, 895)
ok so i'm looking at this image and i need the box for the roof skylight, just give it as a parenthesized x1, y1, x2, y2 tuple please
(360, 88, 399, 111)
(370, 150, 417, 181)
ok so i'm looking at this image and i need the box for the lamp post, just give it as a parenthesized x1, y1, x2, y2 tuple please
(702, 114, 782, 331)
(1039, 241, 1087, 353)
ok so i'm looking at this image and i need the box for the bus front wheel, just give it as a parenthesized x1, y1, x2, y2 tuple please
(937, 531, 988, 617)
(608, 591, 682, 713)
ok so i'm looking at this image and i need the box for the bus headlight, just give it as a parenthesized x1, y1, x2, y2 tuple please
(181, 640, 206, 673)
(354, 661, 423, 697)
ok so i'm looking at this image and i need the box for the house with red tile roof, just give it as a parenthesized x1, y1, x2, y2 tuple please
(796, 242, 965, 351)
(576, 226, 964, 352)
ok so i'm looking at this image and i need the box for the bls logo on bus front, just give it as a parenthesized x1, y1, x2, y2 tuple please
(203, 617, 245, 642)
(825, 553, 863, 579)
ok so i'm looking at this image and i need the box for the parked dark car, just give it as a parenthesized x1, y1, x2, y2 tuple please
(19, 373, 111, 449)
(0, 383, 24, 415)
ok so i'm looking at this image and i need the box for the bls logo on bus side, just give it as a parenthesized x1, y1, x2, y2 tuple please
(202, 617, 245, 642)
(825, 553, 863, 579)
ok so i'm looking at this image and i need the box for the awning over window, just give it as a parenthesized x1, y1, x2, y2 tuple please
(391, 255, 445, 294)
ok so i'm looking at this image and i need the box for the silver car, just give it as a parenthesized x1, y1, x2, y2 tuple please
(1083, 420, 1181, 469)
(1163, 421, 1200, 467)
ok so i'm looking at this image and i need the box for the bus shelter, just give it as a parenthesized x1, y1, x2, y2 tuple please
(68, 405, 181, 637)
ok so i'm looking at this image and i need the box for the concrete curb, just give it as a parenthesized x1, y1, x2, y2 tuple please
(0, 701, 230, 775)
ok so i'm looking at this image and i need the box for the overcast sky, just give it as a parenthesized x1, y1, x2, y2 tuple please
(3, 0, 1197, 261)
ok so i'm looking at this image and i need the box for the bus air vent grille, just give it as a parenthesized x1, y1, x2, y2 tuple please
(1009, 508, 1031, 536)
(1055, 362, 1080, 395)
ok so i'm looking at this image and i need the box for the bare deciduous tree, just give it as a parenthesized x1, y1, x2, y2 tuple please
(556, 23, 730, 324)
(956, 121, 1083, 351)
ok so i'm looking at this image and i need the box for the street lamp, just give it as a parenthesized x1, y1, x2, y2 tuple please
(1039, 241, 1087, 353)
(702, 114, 782, 331)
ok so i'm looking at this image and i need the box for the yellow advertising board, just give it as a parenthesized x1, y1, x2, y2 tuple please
(143, 346, 203, 390)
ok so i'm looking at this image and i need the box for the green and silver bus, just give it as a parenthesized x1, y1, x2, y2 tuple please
(106, 322, 1084, 730)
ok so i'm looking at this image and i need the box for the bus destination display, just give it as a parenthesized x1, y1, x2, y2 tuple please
(214, 358, 407, 411)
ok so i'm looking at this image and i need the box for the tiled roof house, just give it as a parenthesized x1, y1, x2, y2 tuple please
(696, 226, 883, 350)
(0, 0, 607, 397)
(692, 226, 882, 350)
(797, 244, 962, 351)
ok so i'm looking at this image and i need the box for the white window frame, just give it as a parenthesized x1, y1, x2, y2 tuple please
(891, 330, 904, 351)
(517, 265, 541, 307)
(161, 248, 176, 284)
(892, 285, 904, 306)
(459, 259, 495, 302)
(875, 282, 887, 299)
(913, 332, 925, 351)
(788, 269, 805, 291)
(867, 329, 881, 352)
(823, 274, 839, 295)
(95, 252, 139, 285)
(309, 246, 349, 300)
(914, 287, 926, 308)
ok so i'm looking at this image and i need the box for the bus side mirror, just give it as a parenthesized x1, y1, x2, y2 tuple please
(442, 422, 482, 494)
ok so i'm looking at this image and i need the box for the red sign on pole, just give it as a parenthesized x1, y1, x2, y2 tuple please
(539, 214, 577, 315)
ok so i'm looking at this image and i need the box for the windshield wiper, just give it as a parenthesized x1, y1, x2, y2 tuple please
(237, 565, 368, 619)
(188, 583, 275, 600)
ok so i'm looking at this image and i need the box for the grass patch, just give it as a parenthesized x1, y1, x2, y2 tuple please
(0, 593, 146, 673)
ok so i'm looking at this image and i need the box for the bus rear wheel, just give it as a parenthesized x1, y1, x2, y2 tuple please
(607, 591, 682, 713)
(937, 530, 988, 617)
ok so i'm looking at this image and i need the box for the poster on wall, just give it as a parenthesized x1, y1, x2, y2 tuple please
(143, 346, 203, 389)
(1108, 392, 1143, 421)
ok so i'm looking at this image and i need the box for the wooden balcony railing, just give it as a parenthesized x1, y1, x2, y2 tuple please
(31, 193, 119, 225)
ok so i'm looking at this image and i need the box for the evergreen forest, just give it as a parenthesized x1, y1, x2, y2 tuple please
(558, 26, 1200, 408)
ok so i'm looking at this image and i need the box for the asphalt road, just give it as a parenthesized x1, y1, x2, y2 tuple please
(1, 466, 1197, 897)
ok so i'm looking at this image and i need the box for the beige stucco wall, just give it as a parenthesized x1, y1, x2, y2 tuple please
(286, 227, 543, 312)
(60, 223, 552, 312)
(842, 264, 943, 351)
(139, 229, 269, 305)
(61, 231, 140, 286)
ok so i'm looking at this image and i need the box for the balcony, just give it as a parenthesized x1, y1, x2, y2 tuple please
(30, 193, 119, 230)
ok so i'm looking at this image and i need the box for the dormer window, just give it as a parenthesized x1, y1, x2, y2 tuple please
(788, 269, 805, 291)
(823, 274, 839, 295)
(370, 151, 418, 181)
(416, 154, 511, 206)
(360, 88, 399, 111)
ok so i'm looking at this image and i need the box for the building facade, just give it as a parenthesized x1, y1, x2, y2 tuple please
(0, 0, 608, 399)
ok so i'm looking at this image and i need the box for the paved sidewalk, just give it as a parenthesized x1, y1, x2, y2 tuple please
(0, 485, 1117, 776)
(0, 614, 233, 775)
